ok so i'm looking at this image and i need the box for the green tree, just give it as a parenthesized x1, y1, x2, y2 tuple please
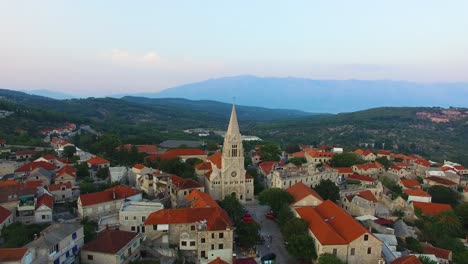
(375, 156, 390, 170)
(455, 203, 468, 228)
(317, 253, 345, 264)
(286, 234, 317, 261)
(287, 157, 307, 166)
(418, 256, 438, 264)
(75, 162, 90, 178)
(277, 203, 294, 226)
(427, 185, 460, 207)
(453, 250, 468, 264)
(236, 221, 260, 249)
(2, 222, 49, 247)
(281, 218, 309, 241)
(63, 145, 77, 159)
(96, 167, 110, 179)
(314, 179, 340, 202)
(329, 152, 364, 167)
(285, 144, 301, 154)
(405, 237, 423, 253)
(258, 188, 293, 213)
(81, 217, 98, 243)
(220, 195, 243, 226)
(259, 143, 282, 161)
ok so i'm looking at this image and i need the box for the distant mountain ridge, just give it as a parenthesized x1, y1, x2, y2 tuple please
(129, 75, 468, 113)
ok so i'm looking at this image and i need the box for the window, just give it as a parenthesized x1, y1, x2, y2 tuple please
(133, 216, 137, 220)
(87, 255, 93, 260)
(367, 247, 372, 254)
(211, 233, 215, 239)
(141, 226, 145, 233)
(141, 216, 146, 222)
(350, 248, 355, 256)
(364, 234, 369, 241)
(201, 251, 206, 258)
(125, 216, 129, 221)
(131, 226, 136, 231)
(72, 232, 77, 240)
(219, 232, 224, 239)
(218, 244, 223, 249)
(190, 241, 196, 246)
(191, 225, 196, 231)
(42, 215, 46, 220)
(62, 195, 65, 199)
(181, 241, 187, 246)
(201, 238, 206, 243)
(333, 248, 337, 256)
(211, 244, 214, 250)
(128, 248, 132, 256)
(153, 225, 157, 230)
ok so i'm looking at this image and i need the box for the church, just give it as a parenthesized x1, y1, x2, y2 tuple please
(203, 104, 254, 202)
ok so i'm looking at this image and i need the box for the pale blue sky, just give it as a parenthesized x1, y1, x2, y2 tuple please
(1, 1, 467, 96)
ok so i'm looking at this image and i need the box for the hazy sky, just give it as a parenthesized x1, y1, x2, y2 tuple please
(1, 1, 468, 96)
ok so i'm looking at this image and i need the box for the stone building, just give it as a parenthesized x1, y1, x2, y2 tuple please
(119, 201, 164, 233)
(269, 163, 339, 189)
(341, 190, 378, 216)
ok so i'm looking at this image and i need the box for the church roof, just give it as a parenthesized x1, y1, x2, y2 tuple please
(226, 104, 240, 136)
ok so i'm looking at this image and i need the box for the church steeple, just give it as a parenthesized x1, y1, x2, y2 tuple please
(226, 104, 240, 137)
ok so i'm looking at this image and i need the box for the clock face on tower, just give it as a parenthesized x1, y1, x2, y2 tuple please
(231, 171, 237, 177)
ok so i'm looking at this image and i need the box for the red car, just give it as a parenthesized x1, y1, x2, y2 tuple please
(243, 213, 253, 222)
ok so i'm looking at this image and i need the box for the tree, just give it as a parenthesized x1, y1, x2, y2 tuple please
(285, 144, 300, 154)
(427, 185, 460, 207)
(405, 237, 423, 253)
(75, 162, 90, 178)
(81, 217, 98, 243)
(277, 203, 294, 226)
(96, 167, 110, 179)
(258, 188, 293, 213)
(220, 195, 243, 226)
(259, 143, 282, 162)
(236, 221, 260, 249)
(317, 253, 345, 264)
(329, 152, 364, 167)
(375, 156, 390, 170)
(2, 222, 49, 247)
(455, 203, 468, 228)
(314, 179, 340, 202)
(63, 145, 77, 159)
(287, 157, 307, 166)
(286, 234, 317, 261)
(281, 218, 309, 241)
(418, 256, 438, 264)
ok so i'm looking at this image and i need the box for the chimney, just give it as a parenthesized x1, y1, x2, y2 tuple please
(113, 188, 116, 200)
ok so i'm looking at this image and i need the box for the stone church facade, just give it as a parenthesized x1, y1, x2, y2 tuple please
(204, 105, 254, 202)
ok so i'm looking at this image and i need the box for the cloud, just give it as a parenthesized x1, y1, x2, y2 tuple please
(109, 49, 161, 67)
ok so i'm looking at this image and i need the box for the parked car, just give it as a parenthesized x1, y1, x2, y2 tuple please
(265, 212, 276, 220)
(243, 213, 254, 222)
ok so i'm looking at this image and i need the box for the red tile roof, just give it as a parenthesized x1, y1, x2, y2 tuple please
(413, 201, 453, 215)
(378, 150, 391, 155)
(87, 156, 110, 166)
(354, 149, 364, 155)
(196, 162, 212, 170)
(390, 255, 422, 264)
(347, 174, 376, 182)
(306, 149, 333, 158)
(395, 162, 411, 167)
(422, 243, 451, 260)
(187, 189, 219, 208)
(291, 151, 305, 158)
(148, 148, 207, 160)
(117, 144, 158, 154)
(394, 154, 414, 161)
(0, 179, 18, 187)
(363, 150, 373, 156)
(0, 205, 12, 224)
(335, 167, 354, 174)
(295, 200, 371, 245)
(425, 176, 457, 186)
(82, 229, 138, 254)
(133, 163, 145, 170)
(48, 182, 72, 192)
(79, 186, 140, 206)
(286, 182, 323, 204)
(400, 179, 421, 188)
(171, 175, 203, 190)
(354, 162, 383, 171)
(354, 190, 377, 203)
(145, 207, 232, 231)
(208, 152, 222, 169)
(0, 248, 29, 262)
(37, 193, 53, 209)
(15, 161, 56, 173)
(23, 181, 44, 188)
(259, 161, 278, 175)
(414, 158, 431, 167)
(404, 189, 431, 198)
(209, 257, 230, 264)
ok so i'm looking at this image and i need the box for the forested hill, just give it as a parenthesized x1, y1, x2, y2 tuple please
(255, 107, 468, 164)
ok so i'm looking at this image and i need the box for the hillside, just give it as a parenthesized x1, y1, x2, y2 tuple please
(133, 75, 468, 113)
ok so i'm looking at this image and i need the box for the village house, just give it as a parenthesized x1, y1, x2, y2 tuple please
(361, 150, 376, 161)
(0, 205, 13, 235)
(389, 166, 411, 177)
(54, 165, 77, 185)
(304, 149, 334, 164)
(377, 150, 392, 160)
(135, 170, 171, 200)
(286, 182, 323, 208)
(412, 201, 453, 217)
(24, 167, 53, 186)
(77, 185, 142, 220)
(270, 163, 339, 189)
(15, 149, 37, 160)
(294, 200, 383, 264)
(25, 223, 84, 264)
(412, 159, 431, 176)
(87, 156, 110, 170)
(341, 190, 378, 216)
(346, 174, 377, 186)
(14, 161, 56, 179)
(119, 201, 164, 233)
(404, 189, 431, 203)
(195, 161, 213, 178)
(390, 255, 423, 264)
(0, 248, 33, 264)
(170, 175, 204, 207)
(34, 192, 54, 223)
(81, 229, 142, 264)
(422, 243, 452, 264)
(442, 160, 468, 176)
(334, 167, 354, 178)
(352, 162, 384, 177)
(398, 179, 421, 190)
(424, 176, 458, 190)
(48, 182, 73, 202)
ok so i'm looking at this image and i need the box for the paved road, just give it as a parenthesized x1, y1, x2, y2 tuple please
(241, 200, 298, 264)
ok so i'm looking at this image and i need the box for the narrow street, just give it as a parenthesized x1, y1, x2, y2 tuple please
(240, 199, 298, 264)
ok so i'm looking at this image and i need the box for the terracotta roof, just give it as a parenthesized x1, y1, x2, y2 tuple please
(414, 159, 431, 167)
(354, 162, 383, 171)
(391, 166, 405, 171)
(42, 155, 57, 161)
(87, 156, 110, 165)
(79, 186, 140, 206)
(363, 150, 373, 156)
(48, 182, 72, 192)
(378, 150, 391, 155)
(148, 148, 207, 160)
(209, 257, 230, 264)
(291, 151, 305, 158)
(390, 255, 422, 264)
(133, 163, 145, 170)
(82, 229, 138, 254)
(335, 167, 354, 174)
(400, 179, 421, 188)
(0, 179, 18, 187)
(37, 193, 53, 209)
(171, 175, 203, 190)
(286, 182, 323, 204)
(347, 174, 376, 182)
(208, 152, 222, 169)
(394, 154, 414, 161)
(57, 164, 77, 174)
(404, 189, 431, 198)
(187, 189, 219, 208)
(422, 243, 451, 260)
(425, 176, 457, 186)
(395, 162, 410, 167)
(354, 190, 377, 203)
(117, 144, 158, 154)
(196, 162, 212, 170)
(354, 149, 364, 155)
(454, 165, 466, 171)
(15, 161, 56, 173)
(0, 248, 29, 262)
(413, 201, 453, 215)
(295, 200, 371, 245)
(306, 149, 333, 158)
(23, 181, 44, 188)
(0, 205, 12, 223)
(145, 207, 232, 231)
(259, 161, 278, 175)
